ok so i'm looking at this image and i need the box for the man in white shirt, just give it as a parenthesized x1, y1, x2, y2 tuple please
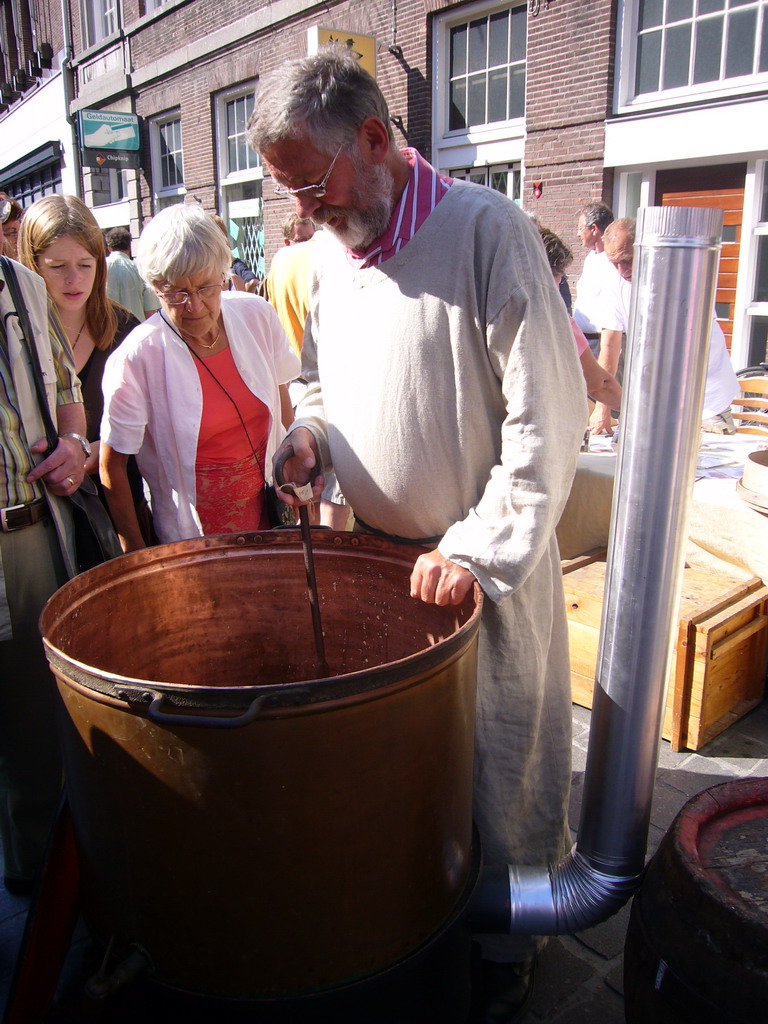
(573, 202, 615, 355)
(594, 217, 738, 435)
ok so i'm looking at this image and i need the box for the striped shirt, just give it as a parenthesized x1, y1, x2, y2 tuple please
(348, 148, 453, 270)
(0, 273, 81, 506)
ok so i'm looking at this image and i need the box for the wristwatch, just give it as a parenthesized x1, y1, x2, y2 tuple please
(60, 432, 92, 460)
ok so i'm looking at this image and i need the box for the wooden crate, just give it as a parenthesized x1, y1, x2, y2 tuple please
(563, 552, 768, 751)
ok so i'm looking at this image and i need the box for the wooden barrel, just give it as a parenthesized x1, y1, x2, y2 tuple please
(624, 777, 768, 1024)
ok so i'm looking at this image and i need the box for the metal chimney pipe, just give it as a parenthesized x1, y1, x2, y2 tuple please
(472, 206, 724, 935)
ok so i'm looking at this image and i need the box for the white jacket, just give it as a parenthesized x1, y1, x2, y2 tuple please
(101, 292, 300, 543)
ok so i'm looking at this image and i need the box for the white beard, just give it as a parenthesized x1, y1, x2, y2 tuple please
(313, 160, 395, 251)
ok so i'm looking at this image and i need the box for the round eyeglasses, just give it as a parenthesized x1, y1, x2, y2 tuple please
(0, 201, 12, 224)
(273, 145, 344, 199)
(160, 282, 224, 306)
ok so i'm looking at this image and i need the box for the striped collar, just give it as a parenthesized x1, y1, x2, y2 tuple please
(347, 148, 453, 269)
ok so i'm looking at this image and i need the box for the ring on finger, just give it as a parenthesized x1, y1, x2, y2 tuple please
(67, 476, 75, 487)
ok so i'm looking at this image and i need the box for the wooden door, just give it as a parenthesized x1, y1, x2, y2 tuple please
(656, 165, 746, 353)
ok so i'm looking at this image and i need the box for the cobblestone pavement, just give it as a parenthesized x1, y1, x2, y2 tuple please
(0, 697, 766, 1022)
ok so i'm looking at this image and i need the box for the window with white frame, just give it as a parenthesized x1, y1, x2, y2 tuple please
(433, 2, 527, 184)
(623, 0, 768, 106)
(225, 91, 260, 175)
(215, 84, 265, 282)
(451, 162, 521, 202)
(747, 162, 768, 365)
(448, 4, 527, 131)
(150, 114, 185, 210)
(82, 0, 118, 48)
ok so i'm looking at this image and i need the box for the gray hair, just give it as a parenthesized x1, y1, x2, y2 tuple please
(578, 202, 614, 232)
(247, 44, 394, 158)
(135, 204, 232, 286)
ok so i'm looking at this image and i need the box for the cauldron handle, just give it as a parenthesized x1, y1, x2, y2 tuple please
(144, 693, 268, 729)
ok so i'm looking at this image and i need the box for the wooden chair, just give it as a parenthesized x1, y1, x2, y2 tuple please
(731, 376, 768, 435)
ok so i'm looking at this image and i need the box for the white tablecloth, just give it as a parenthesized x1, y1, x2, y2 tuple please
(556, 452, 616, 560)
(557, 434, 768, 582)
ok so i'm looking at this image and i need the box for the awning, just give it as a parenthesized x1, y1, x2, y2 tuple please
(0, 141, 62, 186)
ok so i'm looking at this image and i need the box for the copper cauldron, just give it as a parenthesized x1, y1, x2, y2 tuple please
(41, 530, 482, 1002)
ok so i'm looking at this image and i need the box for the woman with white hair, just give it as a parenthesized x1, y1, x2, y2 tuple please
(100, 204, 299, 550)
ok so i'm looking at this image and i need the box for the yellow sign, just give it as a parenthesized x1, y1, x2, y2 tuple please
(307, 27, 377, 78)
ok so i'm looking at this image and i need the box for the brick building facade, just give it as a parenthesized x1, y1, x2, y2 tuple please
(524, 0, 616, 246)
(2, 0, 767, 365)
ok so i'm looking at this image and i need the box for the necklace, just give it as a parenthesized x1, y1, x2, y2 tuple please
(194, 323, 222, 350)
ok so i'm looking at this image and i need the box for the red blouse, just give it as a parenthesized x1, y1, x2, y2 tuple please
(193, 346, 271, 534)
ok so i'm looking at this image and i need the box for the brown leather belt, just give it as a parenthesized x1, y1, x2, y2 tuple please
(0, 499, 49, 533)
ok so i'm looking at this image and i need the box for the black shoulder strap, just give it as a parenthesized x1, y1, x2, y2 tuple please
(0, 254, 59, 452)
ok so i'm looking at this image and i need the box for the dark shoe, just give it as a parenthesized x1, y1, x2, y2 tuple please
(478, 956, 536, 1023)
(4, 875, 35, 896)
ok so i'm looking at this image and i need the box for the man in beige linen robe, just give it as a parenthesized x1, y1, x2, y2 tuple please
(249, 46, 587, 1020)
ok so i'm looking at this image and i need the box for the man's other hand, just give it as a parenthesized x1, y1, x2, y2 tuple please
(410, 550, 476, 606)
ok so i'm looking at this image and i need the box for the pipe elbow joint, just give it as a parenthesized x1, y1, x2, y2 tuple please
(549, 848, 640, 934)
(469, 849, 641, 937)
